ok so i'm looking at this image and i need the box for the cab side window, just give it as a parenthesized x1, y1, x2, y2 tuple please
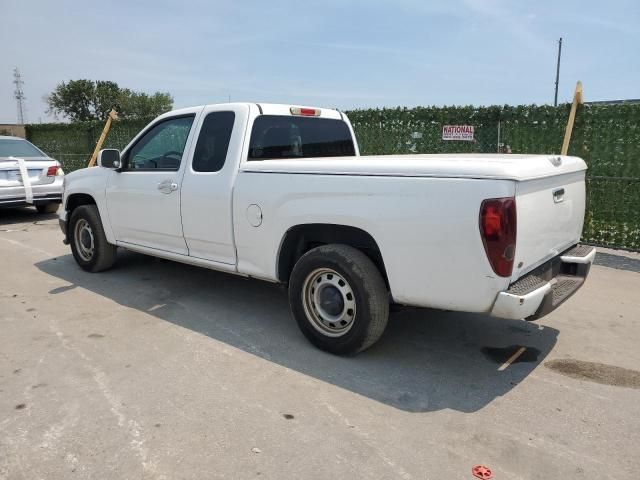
(126, 116, 194, 171)
(192, 111, 235, 172)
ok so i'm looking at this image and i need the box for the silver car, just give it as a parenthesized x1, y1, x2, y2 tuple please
(0, 135, 64, 213)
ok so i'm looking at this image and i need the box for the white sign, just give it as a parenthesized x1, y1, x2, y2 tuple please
(442, 125, 474, 141)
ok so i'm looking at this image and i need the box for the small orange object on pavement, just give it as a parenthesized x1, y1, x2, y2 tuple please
(472, 465, 493, 479)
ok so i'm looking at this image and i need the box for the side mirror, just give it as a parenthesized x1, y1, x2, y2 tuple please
(97, 149, 121, 169)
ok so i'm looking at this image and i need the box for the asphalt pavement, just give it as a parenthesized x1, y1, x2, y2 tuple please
(1, 207, 639, 479)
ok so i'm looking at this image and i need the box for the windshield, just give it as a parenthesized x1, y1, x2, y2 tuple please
(0, 138, 48, 158)
(248, 115, 356, 160)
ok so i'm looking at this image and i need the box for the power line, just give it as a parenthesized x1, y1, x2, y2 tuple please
(13, 67, 27, 124)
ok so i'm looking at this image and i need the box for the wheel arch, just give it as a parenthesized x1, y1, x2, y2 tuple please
(276, 223, 389, 287)
(65, 192, 97, 213)
(64, 192, 116, 244)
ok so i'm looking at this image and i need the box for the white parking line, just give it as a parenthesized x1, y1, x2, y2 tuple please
(0, 236, 56, 257)
(498, 346, 526, 371)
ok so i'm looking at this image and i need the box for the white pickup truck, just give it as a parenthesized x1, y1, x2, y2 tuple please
(59, 103, 595, 354)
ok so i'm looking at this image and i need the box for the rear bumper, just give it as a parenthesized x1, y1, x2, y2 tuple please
(0, 194, 62, 207)
(490, 244, 596, 320)
(0, 179, 64, 207)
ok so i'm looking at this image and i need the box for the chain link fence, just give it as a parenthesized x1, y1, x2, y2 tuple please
(26, 103, 640, 251)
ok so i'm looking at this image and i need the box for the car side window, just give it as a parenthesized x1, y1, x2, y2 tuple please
(125, 116, 195, 171)
(192, 111, 235, 172)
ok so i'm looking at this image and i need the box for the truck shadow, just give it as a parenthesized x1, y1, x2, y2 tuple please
(0, 206, 58, 226)
(36, 250, 559, 413)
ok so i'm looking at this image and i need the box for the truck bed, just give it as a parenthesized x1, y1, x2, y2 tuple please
(242, 153, 588, 283)
(241, 153, 587, 182)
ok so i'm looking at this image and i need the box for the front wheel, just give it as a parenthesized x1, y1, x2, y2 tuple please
(69, 205, 117, 272)
(289, 244, 389, 355)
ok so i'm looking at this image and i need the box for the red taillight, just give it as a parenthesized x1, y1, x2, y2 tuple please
(46, 166, 59, 176)
(479, 197, 517, 277)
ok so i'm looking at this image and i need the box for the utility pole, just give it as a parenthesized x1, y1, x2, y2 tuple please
(554, 37, 562, 107)
(13, 67, 27, 124)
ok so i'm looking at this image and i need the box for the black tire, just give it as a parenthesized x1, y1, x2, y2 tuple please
(36, 202, 60, 214)
(289, 244, 389, 355)
(69, 205, 117, 272)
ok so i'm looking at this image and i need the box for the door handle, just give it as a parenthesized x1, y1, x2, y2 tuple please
(158, 180, 178, 194)
(553, 187, 565, 203)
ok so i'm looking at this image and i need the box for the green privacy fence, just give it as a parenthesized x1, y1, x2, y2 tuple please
(584, 176, 639, 250)
(25, 117, 154, 172)
(25, 103, 640, 250)
(348, 103, 640, 176)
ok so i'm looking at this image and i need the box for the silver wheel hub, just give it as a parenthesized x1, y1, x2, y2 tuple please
(302, 268, 356, 337)
(74, 219, 95, 261)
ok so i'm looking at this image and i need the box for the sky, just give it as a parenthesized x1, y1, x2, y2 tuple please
(1, 0, 639, 123)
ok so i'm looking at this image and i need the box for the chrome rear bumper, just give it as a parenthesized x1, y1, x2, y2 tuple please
(0, 178, 64, 207)
(491, 244, 596, 320)
(0, 194, 62, 207)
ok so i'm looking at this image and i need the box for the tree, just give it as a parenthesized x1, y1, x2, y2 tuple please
(116, 90, 173, 119)
(46, 80, 173, 121)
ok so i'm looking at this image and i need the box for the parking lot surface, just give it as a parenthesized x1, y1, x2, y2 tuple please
(1, 207, 639, 479)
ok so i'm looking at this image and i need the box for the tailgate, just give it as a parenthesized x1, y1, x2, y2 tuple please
(512, 169, 586, 281)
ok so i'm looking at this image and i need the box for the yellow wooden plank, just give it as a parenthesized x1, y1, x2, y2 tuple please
(88, 108, 118, 167)
(561, 81, 583, 156)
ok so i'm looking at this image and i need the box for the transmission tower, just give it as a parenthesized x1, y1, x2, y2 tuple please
(13, 67, 26, 124)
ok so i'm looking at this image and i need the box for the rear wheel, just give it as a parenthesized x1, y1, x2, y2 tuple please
(289, 244, 389, 355)
(36, 202, 60, 214)
(69, 205, 116, 272)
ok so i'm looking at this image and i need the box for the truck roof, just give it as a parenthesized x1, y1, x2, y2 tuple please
(160, 103, 344, 120)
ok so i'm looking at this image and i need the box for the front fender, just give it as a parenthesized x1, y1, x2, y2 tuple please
(62, 167, 116, 244)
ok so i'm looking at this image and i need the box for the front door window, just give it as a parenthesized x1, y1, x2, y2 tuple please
(126, 116, 195, 170)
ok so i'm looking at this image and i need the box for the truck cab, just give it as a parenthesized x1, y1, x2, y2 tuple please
(62, 103, 356, 266)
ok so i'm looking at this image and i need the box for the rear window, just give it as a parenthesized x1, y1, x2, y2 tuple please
(248, 115, 355, 160)
(0, 138, 47, 158)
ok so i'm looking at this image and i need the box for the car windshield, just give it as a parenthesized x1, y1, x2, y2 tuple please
(0, 138, 47, 158)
